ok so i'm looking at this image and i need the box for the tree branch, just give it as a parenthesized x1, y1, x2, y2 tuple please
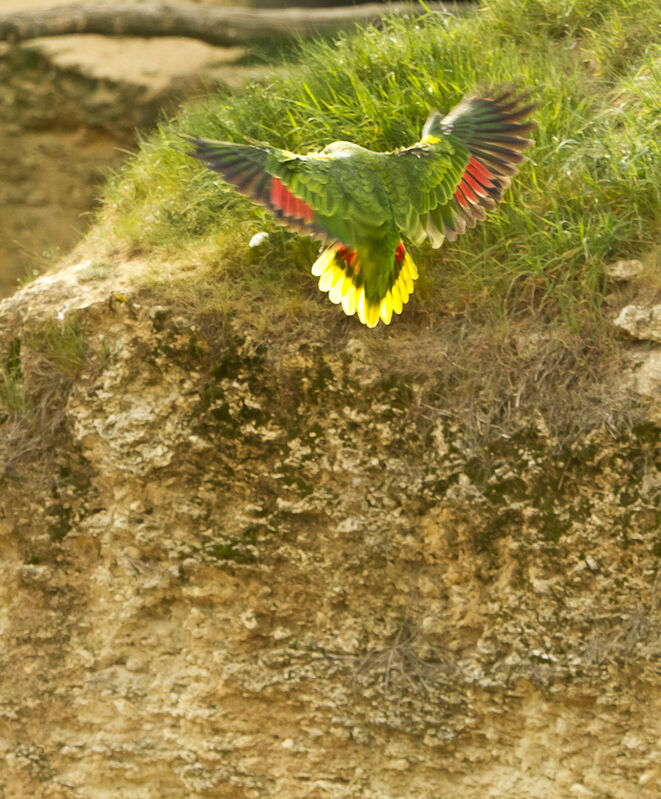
(0, 2, 458, 48)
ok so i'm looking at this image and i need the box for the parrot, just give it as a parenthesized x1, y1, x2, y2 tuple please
(183, 86, 535, 328)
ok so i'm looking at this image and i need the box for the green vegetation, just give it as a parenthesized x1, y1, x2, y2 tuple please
(27, 316, 89, 378)
(0, 315, 92, 478)
(71, 0, 660, 439)
(0, 338, 30, 421)
(101, 0, 659, 335)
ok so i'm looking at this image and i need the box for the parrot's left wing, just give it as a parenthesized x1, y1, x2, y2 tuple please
(183, 136, 319, 233)
(182, 135, 389, 245)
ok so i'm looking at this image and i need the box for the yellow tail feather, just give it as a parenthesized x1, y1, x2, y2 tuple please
(310, 243, 417, 328)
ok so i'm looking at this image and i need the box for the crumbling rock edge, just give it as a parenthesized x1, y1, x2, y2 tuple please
(0, 258, 659, 799)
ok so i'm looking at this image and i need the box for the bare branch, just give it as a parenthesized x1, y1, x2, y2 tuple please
(0, 2, 459, 48)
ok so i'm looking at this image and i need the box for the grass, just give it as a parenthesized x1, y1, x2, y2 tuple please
(0, 338, 31, 423)
(0, 315, 91, 479)
(27, 316, 89, 378)
(67, 0, 661, 433)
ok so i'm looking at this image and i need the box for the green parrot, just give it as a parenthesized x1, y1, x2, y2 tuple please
(184, 86, 535, 327)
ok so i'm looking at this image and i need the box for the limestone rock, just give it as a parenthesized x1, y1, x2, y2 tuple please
(605, 259, 644, 281)
(626, 349, 661, 421)
(614, 303, 661, 343)
(0, 261, 660, 799)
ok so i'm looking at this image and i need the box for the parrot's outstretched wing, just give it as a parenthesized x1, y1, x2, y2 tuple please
(182, 135, 389, 245)
(183, 135, 320, 233)
(387, 87, 536, 246)
(384, 141, 468, 247)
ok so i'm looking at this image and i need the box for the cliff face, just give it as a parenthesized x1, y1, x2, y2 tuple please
(1, 258, 660, 799)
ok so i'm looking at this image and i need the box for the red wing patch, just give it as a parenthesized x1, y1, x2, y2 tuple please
(455, 182, 477, 207)
(270, 177, 314, 223)
(270, 176, 285, 208)
(454, 157, 496, 206)
(466, 156, 493, 185)
(450, 156, 506, 228)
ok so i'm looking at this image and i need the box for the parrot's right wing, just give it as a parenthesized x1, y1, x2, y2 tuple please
(384, 141, 470, 247)
(386, 140, 513, 247)
(387, 88, 535, 246)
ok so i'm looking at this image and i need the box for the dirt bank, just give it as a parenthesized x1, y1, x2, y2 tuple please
(0, 0, 259, 297)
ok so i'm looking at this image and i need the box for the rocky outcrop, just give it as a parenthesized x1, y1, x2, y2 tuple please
(615, 303, 661, 344)
(605, 259, 644, 282)
(0, 259, 660, 798)
(614, 301, 661, 422)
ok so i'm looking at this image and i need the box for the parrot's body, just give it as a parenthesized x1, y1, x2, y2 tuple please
(185, 87, 535, 327)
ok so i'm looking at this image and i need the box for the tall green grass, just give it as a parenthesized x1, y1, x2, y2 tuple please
(101, 0, 660, 331)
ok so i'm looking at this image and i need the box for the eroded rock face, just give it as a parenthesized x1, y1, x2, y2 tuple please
(614, 304, 661, 422)
(0, 269, 660, 798)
